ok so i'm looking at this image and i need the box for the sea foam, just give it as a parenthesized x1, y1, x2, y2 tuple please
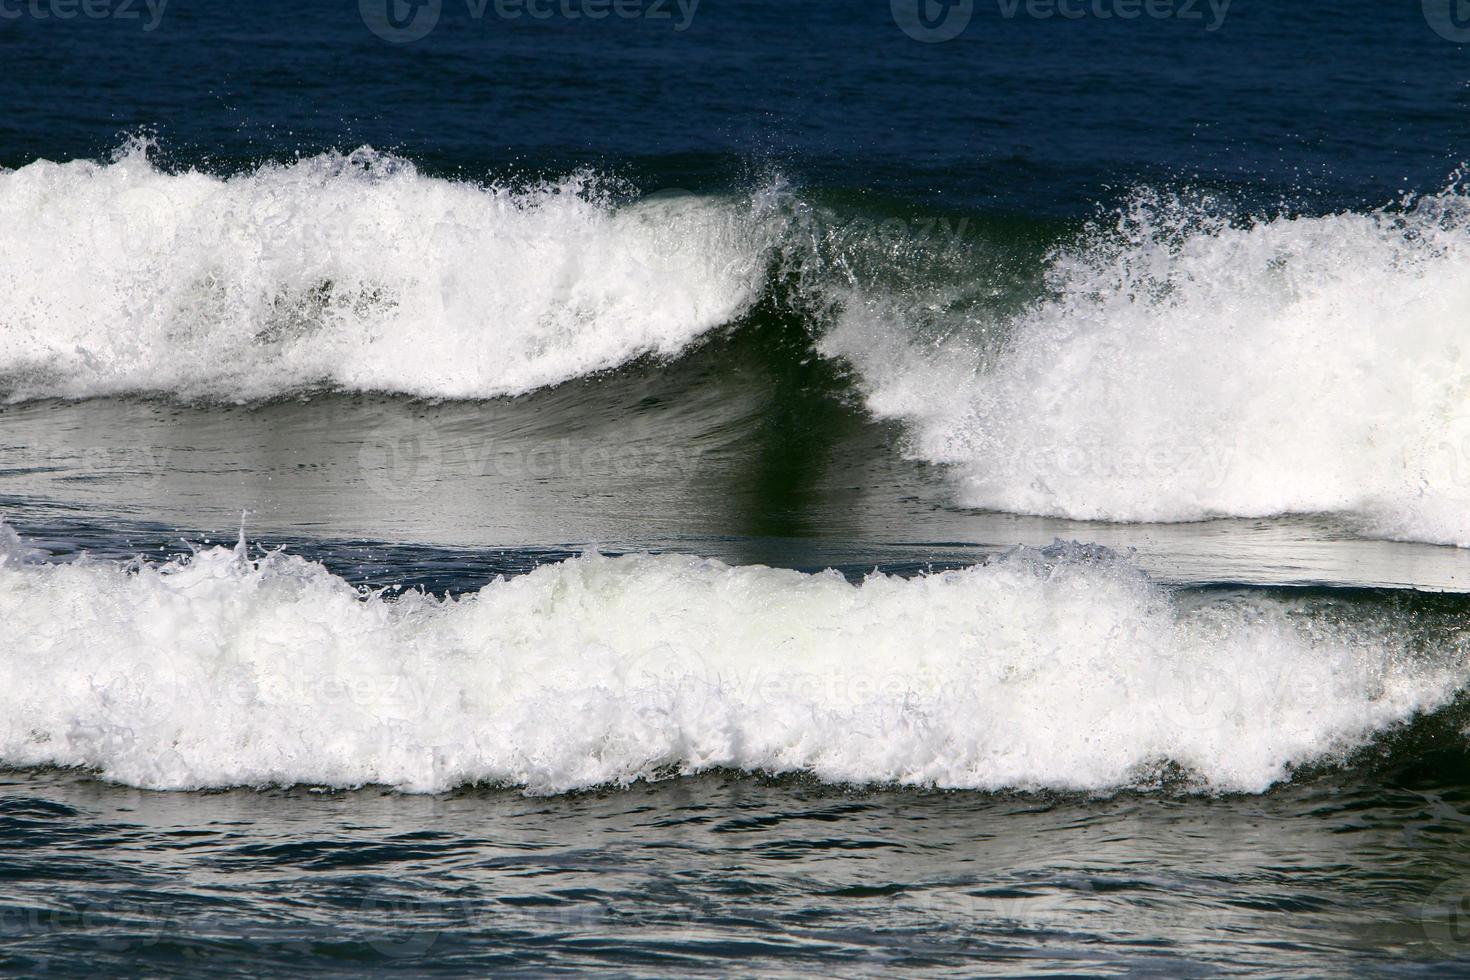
(0, 525, 1459, 795)
(0, 145, 771, 401)
(821, 187, 1470, 547)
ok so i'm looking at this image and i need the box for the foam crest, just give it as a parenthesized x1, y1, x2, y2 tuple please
(821, 188, 1470, 546)
(0, 145, 770, 401)
(0, 526, 1459, 794)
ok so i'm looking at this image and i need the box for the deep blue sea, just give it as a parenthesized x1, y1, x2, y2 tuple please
(3, 0, 1470, 975)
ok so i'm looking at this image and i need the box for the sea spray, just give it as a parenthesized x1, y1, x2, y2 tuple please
(0, 144, 772, 401)
(0, 525, 1461, 794)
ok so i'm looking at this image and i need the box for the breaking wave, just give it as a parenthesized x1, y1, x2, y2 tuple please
(0, 523, 1462, 795)
(821, 185, 1470, 547)
(0, 143, 773, 401)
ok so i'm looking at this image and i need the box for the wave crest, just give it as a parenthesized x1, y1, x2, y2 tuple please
(821, 185, 1470, 546)
(0, 144, 773, 401)
(0, 525, 1461, 794)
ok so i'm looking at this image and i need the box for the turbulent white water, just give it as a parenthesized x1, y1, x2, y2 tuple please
(0, 524, 1460, 795)
(0, 144, 771, 401)
(8, 145, 1470, 549)
(823, 187, 1470, 547)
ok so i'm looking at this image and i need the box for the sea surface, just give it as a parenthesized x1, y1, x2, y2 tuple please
(3, 0, 1470, 974)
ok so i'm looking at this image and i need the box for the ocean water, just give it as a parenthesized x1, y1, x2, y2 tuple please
(4, 0, 1470, 974)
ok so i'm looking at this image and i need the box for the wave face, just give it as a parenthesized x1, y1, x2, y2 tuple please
(0, 525, 1462, 795)
(9, 145, 1470, 550)
(0, 145, 771, 401)
(820, 188, 1470, 546)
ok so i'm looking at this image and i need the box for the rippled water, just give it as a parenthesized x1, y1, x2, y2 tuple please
(4, 768, 1470, 976)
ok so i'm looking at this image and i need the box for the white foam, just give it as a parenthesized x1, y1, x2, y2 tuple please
(821, 188, 1470, 547)
(0, 525, 1458, 794)
(0, 523, 38, 567)
(0, 144, 771, 401)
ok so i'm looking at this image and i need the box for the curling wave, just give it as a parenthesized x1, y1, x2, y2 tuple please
(0, 144, 773, 401)
(0, 523, 1462, 795)
(11, 144, 1470, 551)
(821, 185, 1470, 547)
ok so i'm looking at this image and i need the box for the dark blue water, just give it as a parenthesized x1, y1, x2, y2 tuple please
(4, 0, 1470, 975)
(3, 0, 1466, 211)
